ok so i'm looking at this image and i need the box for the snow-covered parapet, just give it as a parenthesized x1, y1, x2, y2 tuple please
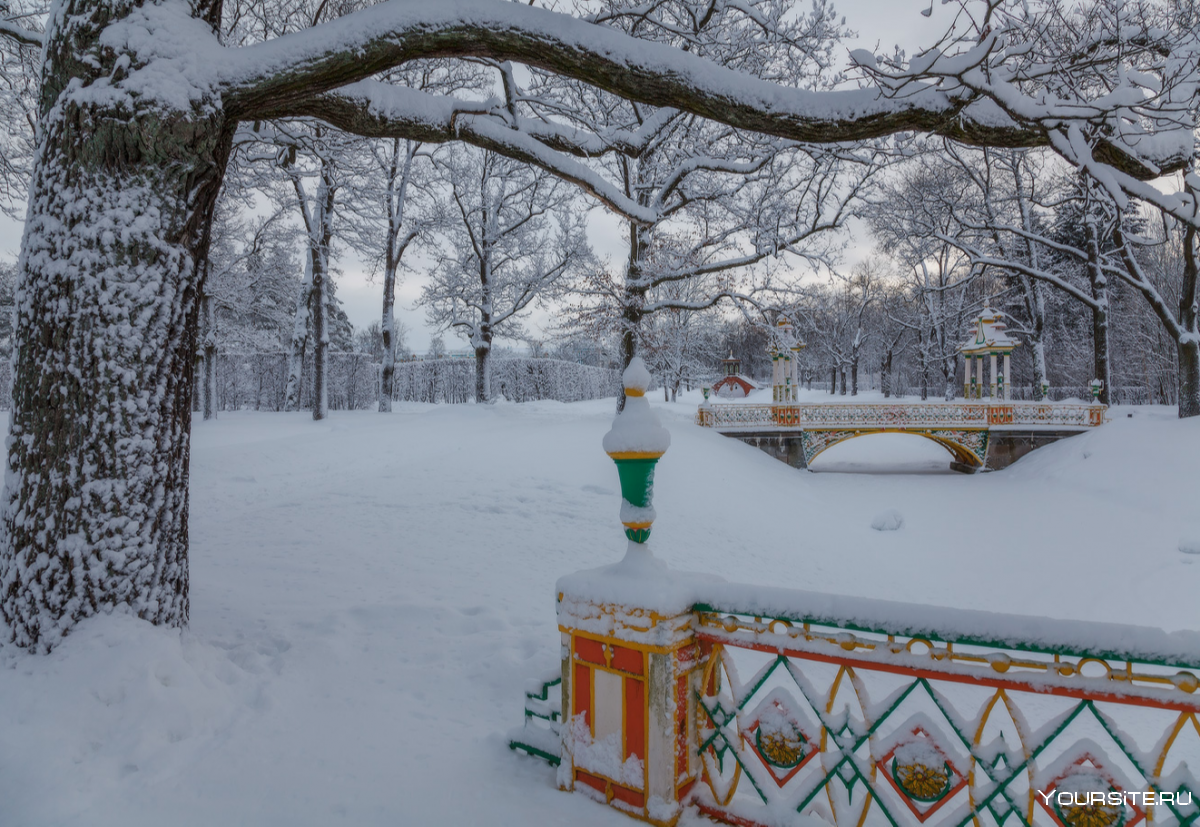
(603, 357, 670, 544)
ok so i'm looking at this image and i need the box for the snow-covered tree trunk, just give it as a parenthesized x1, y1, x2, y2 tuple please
(1178, 226, 1200, 418)
(311, 252, 328, 419)
(380, 261, 397, 412)
(378, 139, 419, 413)
(0, 2, 232, 650)
(617, 222, 649, 412)
(203, 292, 218, 420)
(284, 267, 311, 412)
(1086, 218, 1112, 406)
(474, 338, 492, 403)
(943, 353, 957, 401)
(310, 166, 336, 421)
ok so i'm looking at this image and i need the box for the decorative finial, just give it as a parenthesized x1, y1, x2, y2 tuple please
(603, 357, 670, 544)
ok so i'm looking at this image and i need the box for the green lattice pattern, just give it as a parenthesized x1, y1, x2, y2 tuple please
(696, 649, 1198, 827)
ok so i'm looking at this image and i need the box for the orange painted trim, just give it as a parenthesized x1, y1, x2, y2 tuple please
(606, 450, 665, 460)
(695, 632, 1200, 712)
(695, 801, 772, 827)
(625, 675, 646, 762)
(573, 662, 591, 721)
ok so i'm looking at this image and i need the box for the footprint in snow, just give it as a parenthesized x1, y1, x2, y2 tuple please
(871, 509, 904, 532)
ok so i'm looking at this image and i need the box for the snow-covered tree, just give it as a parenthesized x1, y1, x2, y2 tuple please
(420, 146, 591, 402)
(535, 0, 877, 405)
(870, 158, 978, 400)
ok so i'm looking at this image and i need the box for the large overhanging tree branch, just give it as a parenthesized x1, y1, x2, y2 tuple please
(103, 0, 1178, 181)
(5, 0, 1200, 652)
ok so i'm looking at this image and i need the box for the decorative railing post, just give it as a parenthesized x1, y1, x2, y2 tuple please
(555, 357, 703, 825)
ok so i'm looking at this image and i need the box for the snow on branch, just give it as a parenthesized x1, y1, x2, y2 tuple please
(271, 81, 659, 223)
(0, 17, 42, 48)
(220, 0, 1062, 161)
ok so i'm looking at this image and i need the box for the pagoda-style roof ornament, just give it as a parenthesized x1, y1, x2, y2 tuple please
(960, 308, 1020, 356)
(722, 351, 740, 376)
(772, 317, 806, 353)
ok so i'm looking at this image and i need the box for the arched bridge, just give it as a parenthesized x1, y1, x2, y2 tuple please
(695, 402, 1106, 472)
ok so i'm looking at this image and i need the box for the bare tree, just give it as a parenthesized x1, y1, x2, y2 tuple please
(420, 146, 591, 402)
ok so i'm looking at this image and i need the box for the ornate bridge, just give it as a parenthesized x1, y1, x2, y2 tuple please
(695, 402, 1107, 471)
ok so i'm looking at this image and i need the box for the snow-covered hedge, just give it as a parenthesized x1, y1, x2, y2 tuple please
(180, 354, 620, 411)
(391, 357, 620, 404)
(207, 353, 378, 411)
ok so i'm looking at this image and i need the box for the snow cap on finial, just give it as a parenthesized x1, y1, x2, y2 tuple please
(621, 356, 653, 398)
(603, 357, 670, 456)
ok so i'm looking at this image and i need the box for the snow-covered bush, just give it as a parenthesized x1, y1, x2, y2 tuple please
(175, 355, 620, 411)
(391, 358, 620, 404)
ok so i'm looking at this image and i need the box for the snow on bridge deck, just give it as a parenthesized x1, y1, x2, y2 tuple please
(696, 400, 1106, 470)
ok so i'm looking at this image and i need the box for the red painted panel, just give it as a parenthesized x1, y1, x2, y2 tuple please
(611, 644, 644, 675)
(575, 770, 607, 794)
(574, 663, 591, 722)
(575, 637, 606, 666)
(611, 784, 646, 809)
(624, 676, 645, 762)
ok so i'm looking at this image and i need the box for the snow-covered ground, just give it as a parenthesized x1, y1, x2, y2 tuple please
(1, 397, 1196, 826)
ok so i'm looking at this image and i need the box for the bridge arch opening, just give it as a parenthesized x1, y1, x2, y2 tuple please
(806, 431, 975, 474)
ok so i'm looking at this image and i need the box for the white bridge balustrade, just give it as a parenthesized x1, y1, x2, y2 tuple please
(694, 402, 1107, 471)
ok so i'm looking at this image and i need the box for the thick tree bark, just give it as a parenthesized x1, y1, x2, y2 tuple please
(0, 3, 232, 650)
(850, 356, 859, 396)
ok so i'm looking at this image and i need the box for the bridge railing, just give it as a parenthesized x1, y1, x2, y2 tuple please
(696, 402, 1105, 430)
(690, 585, 1200, 827)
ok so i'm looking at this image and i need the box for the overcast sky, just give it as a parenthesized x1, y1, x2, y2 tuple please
(0, 0, 967, 353)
